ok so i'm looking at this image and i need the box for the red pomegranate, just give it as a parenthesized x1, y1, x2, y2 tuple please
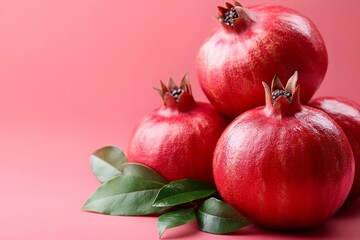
(213, 72, 354, 229)
(127, 74, 228, 184)
(309, 97, 360, 202)
(197, 1, 328, 118)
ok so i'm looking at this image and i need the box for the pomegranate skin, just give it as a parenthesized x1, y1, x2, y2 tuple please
(309, 97, 360, 202)
(213, 75, 354, 229)
(197, 3, 328, 118)
(127, 76, 228, 184)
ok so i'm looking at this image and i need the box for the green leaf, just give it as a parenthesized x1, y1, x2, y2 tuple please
(153, 179, 216, 207)
(157, 208, 195, 238)
(90, 146, 127, 183)
(82, 175, 167, 215)
(122, 163, 168, 184)
(196, 197, 249, 234)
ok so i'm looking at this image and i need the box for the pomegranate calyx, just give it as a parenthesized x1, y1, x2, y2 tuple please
(263, 71, 301, 117)
(215, 1, 254, 31)
(155, 73, 196, 111)
(270, 75, 292, 103)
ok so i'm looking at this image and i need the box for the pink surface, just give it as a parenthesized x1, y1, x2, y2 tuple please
(1, 0, 360, 239)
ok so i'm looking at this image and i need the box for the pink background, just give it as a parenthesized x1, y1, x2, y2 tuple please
(1, 0, 360, 239)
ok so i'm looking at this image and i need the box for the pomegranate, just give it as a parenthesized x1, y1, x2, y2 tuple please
(196, 1, 328, 118)
(309, 97, 360, 202)
(127, 74, 228, 184)
(213, 72, 354, 229)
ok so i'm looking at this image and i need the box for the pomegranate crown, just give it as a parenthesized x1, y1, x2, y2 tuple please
(154, 73, 196, 111)
(262, 71, 301, 117)
(216, 1, 255, 31)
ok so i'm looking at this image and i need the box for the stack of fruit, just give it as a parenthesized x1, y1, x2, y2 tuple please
(83, 1, 360, 237)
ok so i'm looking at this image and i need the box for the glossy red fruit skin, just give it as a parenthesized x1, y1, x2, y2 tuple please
(197, 3, 328, 118)
(127, 76, 228, 184)
(309, 97, 360, 202)
(213, 74, 354, 230)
